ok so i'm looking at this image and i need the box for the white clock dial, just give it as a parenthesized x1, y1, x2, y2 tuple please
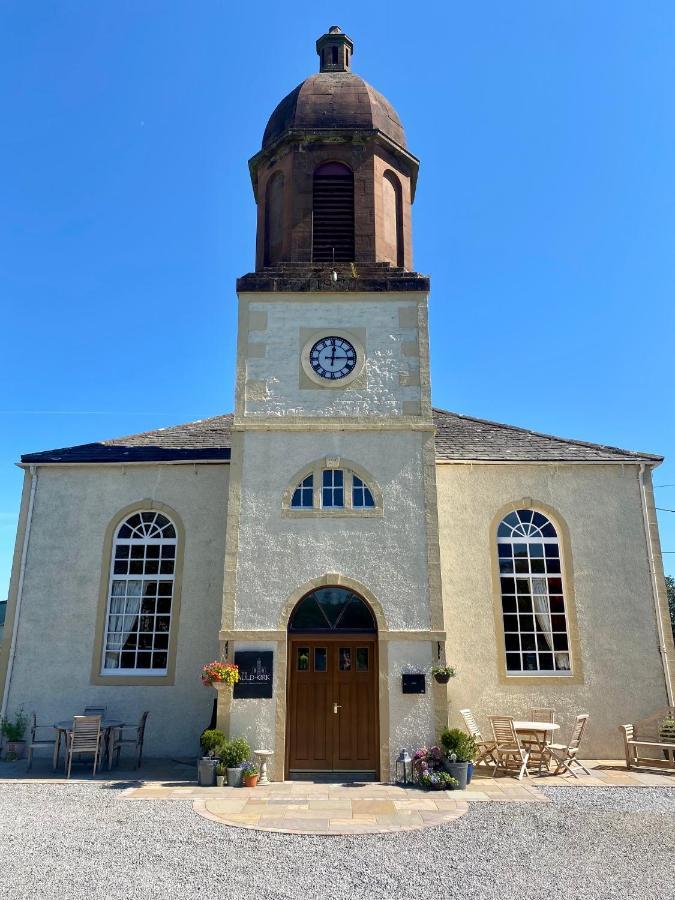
(309, 336, 357, 380)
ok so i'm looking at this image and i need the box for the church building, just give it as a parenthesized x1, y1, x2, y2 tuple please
(1, 28, 673, 780)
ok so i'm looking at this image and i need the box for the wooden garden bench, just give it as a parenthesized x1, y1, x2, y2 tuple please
(619, 706, 675, 770)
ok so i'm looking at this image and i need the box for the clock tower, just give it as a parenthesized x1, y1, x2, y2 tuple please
(218, 27, 447, 781)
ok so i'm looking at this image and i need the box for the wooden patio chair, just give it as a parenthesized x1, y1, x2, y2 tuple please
(543, 714, 591, 778)
(526, 708, 556, 771)
(83, 706, 107, 718)
(490, 716, 530, 780)
(111, 711, 149, 769)
(65, 716, 103, 779)
(459, 708, 498, 767)
(26, 712, 57, 772)
(530, 707, 556, 724)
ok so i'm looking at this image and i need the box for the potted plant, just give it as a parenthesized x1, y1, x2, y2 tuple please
(441, 728, 477, 789)
(431, 665, 456, 685)
(1, 707, 28, 761)
(215, 762, 227, 787)
(201, 661, 239, 689)
(197, 728, 224, 786)
(221, 736, 250, 787)
(241, 760, 259, 787)
(418, 770, 459, 791)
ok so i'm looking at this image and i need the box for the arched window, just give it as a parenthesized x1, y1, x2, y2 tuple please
(312, 162, 354, 263)
(289, 587, 377, 633)
(102, 511, 177, 675)
(497, 509, 571, 674)
(284, 459, 381, 516)
(382, 170, 404, 267)
(264, 170, 284, 265)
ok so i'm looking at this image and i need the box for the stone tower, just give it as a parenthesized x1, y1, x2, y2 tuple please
(218, 28, 446, 781)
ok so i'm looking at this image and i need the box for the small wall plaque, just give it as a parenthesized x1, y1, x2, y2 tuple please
(233, 651, 273, 699)
(401, 673, 426, 694)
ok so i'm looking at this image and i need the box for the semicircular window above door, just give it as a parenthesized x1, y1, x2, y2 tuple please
(288, 587, 377, 633)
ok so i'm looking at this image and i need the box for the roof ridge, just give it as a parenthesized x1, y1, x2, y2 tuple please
(431, 407, 662, 461)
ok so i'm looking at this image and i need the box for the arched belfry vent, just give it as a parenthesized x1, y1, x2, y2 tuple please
(289, 587, 376, 633)
(316, 25, 353, 73)
(312, 162, 355, 263)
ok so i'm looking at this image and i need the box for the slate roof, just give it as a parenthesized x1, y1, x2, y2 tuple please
(20, 409, 662, 465)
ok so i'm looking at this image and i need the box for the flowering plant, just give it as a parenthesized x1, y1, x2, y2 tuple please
(419, 770, 458, 790)
(201, 661, 239, 687)
(412, 745, 445, 780)
(241, 761, 259, 776)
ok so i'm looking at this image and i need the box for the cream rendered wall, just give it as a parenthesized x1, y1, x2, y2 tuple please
(436, 462, 669, 757)
(242, 293, 423, 418)
(4, 463, 228, 759)
(233, 431, 430, 631)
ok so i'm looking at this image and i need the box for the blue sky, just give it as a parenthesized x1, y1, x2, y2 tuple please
(1, 1, 674, 598)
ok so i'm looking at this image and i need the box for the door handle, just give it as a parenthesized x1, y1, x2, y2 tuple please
(333, 702, 342, 714)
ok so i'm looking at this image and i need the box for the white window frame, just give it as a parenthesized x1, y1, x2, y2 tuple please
(497, 509, 572, 677)
(282, 457, 383, 518)
(101, 511, 177, 677)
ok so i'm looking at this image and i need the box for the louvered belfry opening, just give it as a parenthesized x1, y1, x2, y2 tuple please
(312, 162, 355, 263)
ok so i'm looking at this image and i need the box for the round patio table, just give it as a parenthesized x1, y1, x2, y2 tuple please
(513, 721, 560, 772)
(54, 719, 124, 772)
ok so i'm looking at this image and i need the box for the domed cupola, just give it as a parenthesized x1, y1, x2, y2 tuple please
(245, 27, 421, 277)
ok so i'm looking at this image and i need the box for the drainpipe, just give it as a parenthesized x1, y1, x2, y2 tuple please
(0, 465, 38, 722)
(639, 463, 674, 705)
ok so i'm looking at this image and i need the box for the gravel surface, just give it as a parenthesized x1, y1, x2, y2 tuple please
(1, 784, 673, 900)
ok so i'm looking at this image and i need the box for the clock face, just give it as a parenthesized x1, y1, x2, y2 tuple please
(309, 336, 357, 380)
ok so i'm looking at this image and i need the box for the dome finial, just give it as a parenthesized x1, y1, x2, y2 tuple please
(316, 26, 353, 73)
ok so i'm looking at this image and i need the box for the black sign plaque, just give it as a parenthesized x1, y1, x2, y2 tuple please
(233, 651, 274, 699)
(401, 673, 426, 694)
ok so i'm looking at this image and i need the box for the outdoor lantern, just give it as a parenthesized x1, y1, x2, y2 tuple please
(395, 748, 412, 785)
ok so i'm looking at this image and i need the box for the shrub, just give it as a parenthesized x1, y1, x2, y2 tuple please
(220, 737, 250, 768)
(0, 707, 27, 742)
(440, 728, 477, 762)
(200, 729, 225, 756)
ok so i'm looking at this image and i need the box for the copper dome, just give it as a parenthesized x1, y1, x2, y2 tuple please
(262, 71, 407, 151)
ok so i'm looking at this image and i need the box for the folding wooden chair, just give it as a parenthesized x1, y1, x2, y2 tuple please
(83, 706, 107, 718)
(530, 707, 555, 724)
(490, 716, 530, 780)
(26, 712, 57, 772)
(111, 711, 149, 770)
(543, 714, 591, 778)
(527, 708, 556, 771)
(459, 708, 498, 767)
(65, 716, 103, 779)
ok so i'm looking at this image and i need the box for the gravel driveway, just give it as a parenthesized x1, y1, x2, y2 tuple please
(1, 784, 673, 900)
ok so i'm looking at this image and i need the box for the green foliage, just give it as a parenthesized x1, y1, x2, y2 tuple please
(666, 575, 675, 638)
(440, 727, 477, 762)
(1, 707, 27, 742)
(220, 737, 251, 768)
(200, 729, 225, 756)
(431, 665, 456, 678)
(215, 762, 227, 777)
(241, 761, 259, 776)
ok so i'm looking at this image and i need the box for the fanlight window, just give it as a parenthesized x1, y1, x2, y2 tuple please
(102, 511, 177, 675)
(289, 587, 376, 633)
(497, 509, 571, 675)
(287, 463, 379, 514)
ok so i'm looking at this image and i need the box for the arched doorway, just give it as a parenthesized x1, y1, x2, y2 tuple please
(286, 586, 379, 778)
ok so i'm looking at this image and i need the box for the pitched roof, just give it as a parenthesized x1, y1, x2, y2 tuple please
(20, 408, 661, 465)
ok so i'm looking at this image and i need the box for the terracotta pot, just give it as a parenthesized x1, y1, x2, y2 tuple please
(244, 774, 259, 788)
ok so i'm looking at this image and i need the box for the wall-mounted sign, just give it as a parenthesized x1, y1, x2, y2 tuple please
(401, 673, 426, 694)
(233, 651, 274, 699)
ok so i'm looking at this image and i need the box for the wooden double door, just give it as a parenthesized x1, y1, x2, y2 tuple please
(287, 636, 379, 776)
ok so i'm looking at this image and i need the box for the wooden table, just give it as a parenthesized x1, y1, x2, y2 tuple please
(513, 720, 560, 772)
(54, 719, 124, 772)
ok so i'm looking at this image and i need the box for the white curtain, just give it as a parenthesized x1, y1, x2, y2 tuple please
(105, 580, 142, 668)
(532, 577, 569, 669)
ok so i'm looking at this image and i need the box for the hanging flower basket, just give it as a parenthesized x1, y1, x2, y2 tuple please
(201, 661, 239, 688)
(431, 665, 456, 685)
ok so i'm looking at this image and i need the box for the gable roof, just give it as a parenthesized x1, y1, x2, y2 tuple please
(20, 408, 662, 465)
